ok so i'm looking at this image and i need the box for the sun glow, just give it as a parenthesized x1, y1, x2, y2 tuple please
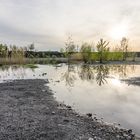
(111, 78, 121, 86)
(110, 23, 128, 40)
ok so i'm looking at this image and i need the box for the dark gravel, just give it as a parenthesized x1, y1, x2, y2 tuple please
(0, 79, 135, 140)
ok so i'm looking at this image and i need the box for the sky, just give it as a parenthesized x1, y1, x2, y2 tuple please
(0, 0, 140, 51)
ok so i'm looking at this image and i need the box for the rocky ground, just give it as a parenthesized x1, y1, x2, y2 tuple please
(0, 79, 135, 140)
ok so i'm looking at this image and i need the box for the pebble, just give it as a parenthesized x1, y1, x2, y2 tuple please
(88, 138, 94, 140)
(55, 80, 60, 83)
(116, 135, 120, 139)
(51, 111, 55, 115)
(63, 119, 69, 122)
(86, 113, 92, 117)
(67, 106, 72, 110)
(42, 73, 47, 76)
(128, 129, 132, 133)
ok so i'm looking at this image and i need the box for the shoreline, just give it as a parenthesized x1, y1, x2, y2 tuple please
(0, 79, 135, 140)
(1, 57, 140, 66)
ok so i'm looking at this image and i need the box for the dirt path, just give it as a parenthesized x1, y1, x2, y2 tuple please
(0, 80, 135, 140)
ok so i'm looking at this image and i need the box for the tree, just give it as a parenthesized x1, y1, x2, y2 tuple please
(29, 43, 35, 51)
(60, 48, 64, 53)
(11, 45, 18, 58)
(65, 36, 76, 61)
(0, 44, 8, 57)
(96, 39, 109, 63)
(131, 52, 137, 62)
(121, 37, 128, 61)
(80, 43, 92, 63)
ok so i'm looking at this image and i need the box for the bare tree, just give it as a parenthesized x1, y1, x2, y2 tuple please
(121, 37, 128, 61)
(65, 36, 76, 62)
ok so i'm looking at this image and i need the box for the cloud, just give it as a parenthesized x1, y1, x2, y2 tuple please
(0, 0, 140, 50)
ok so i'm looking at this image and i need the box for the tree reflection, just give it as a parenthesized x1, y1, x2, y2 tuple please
(109, 65, 135, 78)
(0, 65, 34, 80)
(61, 64, 76, 87)
(95, 65, 109, 86)
(78, 64, 94, 82)
(61, 64, 136, 88)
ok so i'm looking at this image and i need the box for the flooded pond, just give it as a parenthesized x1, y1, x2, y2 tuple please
(0, 64, 140, 135)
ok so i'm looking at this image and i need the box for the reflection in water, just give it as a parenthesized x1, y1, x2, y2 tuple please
(61, 64, 76, 87)
(78, 64, 94, 82)
(61, 64, 135, 87)
(50, 64, 140, 135)
(0, 65, 35, 81)
(0, 64, 135, 85)
(95, 65, 109, 86)
(109, 65, 135, 78)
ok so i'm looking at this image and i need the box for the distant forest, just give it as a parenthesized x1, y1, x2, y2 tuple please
(0, 43, 64, 58)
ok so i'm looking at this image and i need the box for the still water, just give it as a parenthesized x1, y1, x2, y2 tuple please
(0, 64, 140, 135)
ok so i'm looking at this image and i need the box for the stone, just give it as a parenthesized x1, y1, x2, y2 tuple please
(86, 113, 92, 117)
(51, 111, 55, 115)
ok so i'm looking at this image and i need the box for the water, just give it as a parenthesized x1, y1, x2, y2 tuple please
(0, 64, 140, 135)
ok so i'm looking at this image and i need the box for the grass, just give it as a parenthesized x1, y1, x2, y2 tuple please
(71, 52, 135, 62)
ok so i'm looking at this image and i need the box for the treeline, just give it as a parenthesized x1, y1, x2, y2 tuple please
(25, 51, 64, 58)
(0, 44, 25, 58)
(0, 37, 138, 64)
(0, 43, 35, 58)
(60, 37, 137, 63)
(0, 43, 64, 58)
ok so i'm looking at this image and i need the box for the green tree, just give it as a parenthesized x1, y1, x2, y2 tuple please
(121, 37, 128, 61)
(65, 36, 76, 61)
(0, 44, 8, 57)
(96, 39, 109, 63)
(60, 48, 64, 53)
(80, 43, 92, 63)
(11, 45, 18, 58)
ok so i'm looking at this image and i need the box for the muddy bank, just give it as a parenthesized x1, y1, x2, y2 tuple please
(122, 77, 140, 86)
(0, 79, 135, 140)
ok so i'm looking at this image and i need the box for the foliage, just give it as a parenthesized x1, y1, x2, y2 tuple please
(121, 37, 128, 61)
(96, 39, 110, 63)
(80, 43, 92, 63)
(28, 43, 35, 51)
(0, 44, 8, 57)
(65, 36, 76, 58)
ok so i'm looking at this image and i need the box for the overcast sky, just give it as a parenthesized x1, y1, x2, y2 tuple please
(0, 0, 140, 51)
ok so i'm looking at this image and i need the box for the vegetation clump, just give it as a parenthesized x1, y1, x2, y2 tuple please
(60, 36, 137, 63)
